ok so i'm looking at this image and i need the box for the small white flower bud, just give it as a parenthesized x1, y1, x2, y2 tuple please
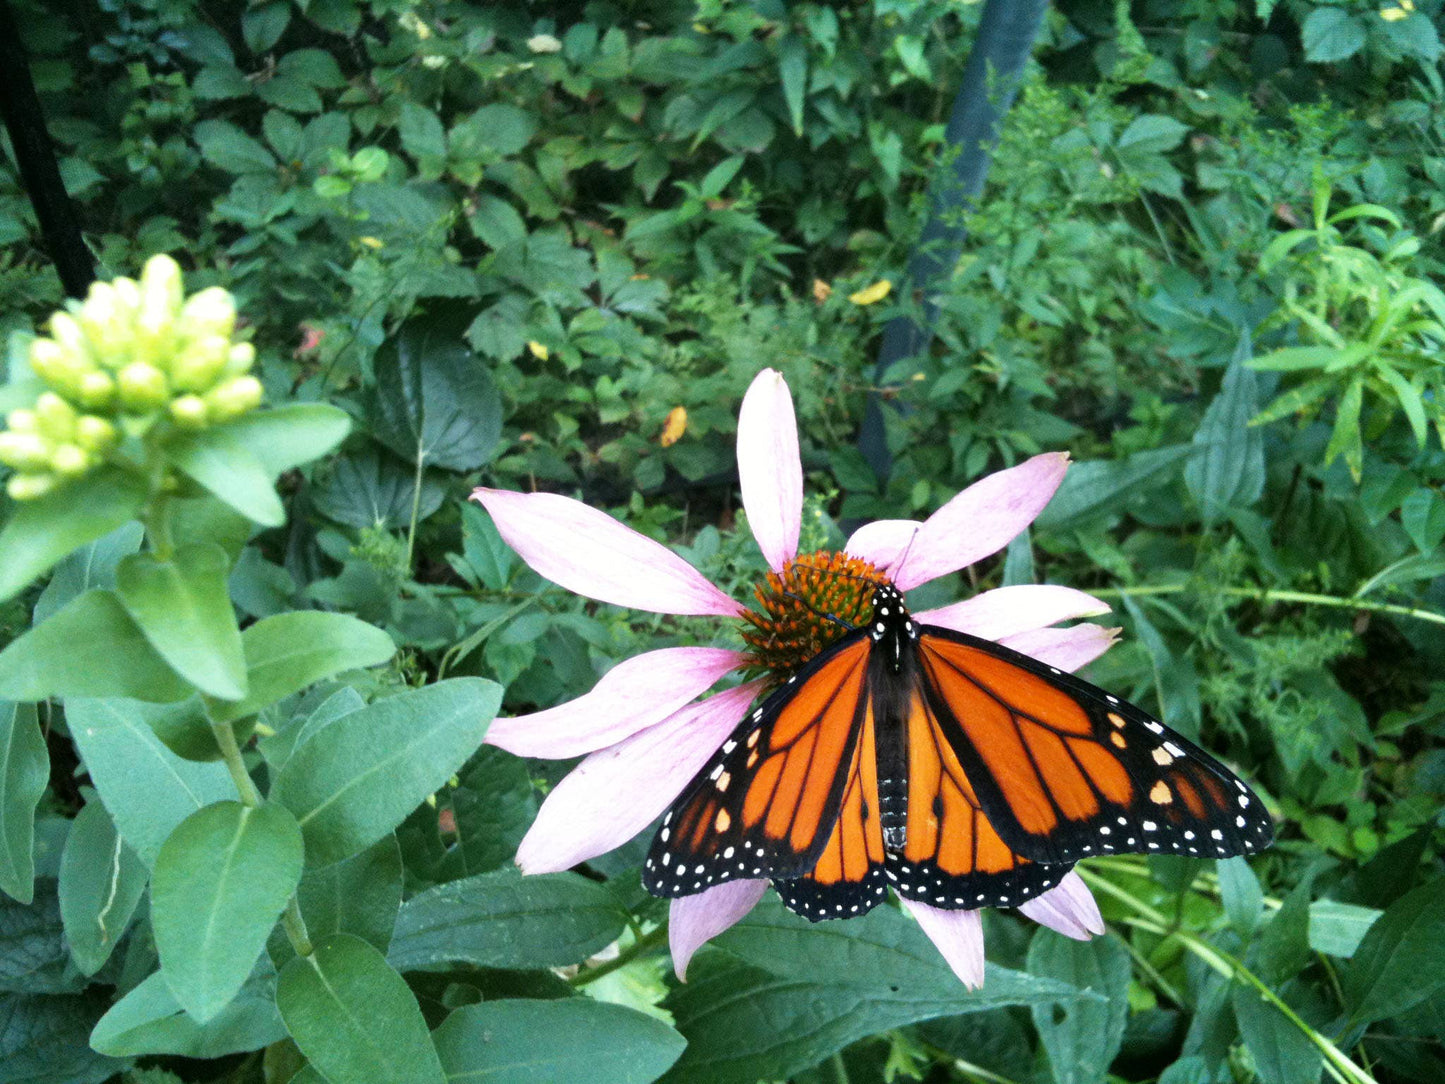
(171, 336, 231, 392)
(179, 287, 236, 342)
(203, 375, 264, 421)
(7, 473, 57, 501)
(0, 431, 52, 471)
(34, 392, 78, 440)
(169, 395, 209, 428)
(74, 414, 117, 451)
(50, 443, 91, 476)
(117, 362, 169, 412)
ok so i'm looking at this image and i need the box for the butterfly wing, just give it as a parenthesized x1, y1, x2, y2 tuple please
(778, 668, 1072, 921)
(642, 632, 874, 897)
(915, 626, 1274, 865)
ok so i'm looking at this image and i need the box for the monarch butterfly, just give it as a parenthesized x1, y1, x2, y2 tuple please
(642, 582, 1273, 921)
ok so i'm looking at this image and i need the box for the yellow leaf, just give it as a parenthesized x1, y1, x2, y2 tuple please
(848, 280, 892, 306)
(527, 341, 549, 361)
(812, 279, 833, 303)
(660, 406, 687, 447)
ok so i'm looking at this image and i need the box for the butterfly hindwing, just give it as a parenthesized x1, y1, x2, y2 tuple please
(641, 634, 873, 897)
(916, 627, 1274, 866)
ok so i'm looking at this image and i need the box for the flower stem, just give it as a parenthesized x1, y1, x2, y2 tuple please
(569, 924, 669, 988)
(1090, 583, 1445, 626)
(404, 446, 425, 572)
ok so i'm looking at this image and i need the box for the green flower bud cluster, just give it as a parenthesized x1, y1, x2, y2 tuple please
(1, 254, 264, 500)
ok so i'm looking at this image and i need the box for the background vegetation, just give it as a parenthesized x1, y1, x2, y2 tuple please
(1, 0, 1443, 1082)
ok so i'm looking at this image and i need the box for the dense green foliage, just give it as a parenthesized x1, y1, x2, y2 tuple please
(1, 0, 1444, 1082)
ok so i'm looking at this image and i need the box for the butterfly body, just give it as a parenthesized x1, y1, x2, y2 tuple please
(643, 583, 1273, 922)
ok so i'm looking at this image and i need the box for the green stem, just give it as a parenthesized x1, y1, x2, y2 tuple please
(1089, 584, 1445, 627)
(569, 924, 669, 988)
(211, 719, 314, 958)
(404, 447, 425, 573)
(211, 720, 263, 807)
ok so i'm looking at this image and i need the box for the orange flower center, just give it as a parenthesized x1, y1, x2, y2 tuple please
(739, 550, 889, 681)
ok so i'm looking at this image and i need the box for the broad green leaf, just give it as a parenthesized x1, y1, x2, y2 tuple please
(66, 698, 236, 866)
(433, 747, 537, 880)
(1301, 7, 1365, 63)
(272, 678, 498, 866)
(1246, 344, 1364, 372)
(241, 2, 289, 52)
(0, 703, 45, 903)
(312, 448, 446, 531)
(368, 316, 503, 473)
(1401, 488, 1445, 553)
(1028, 930, 1131, 1084)
(453, 502, 514, 592)
(194, 118, 278, 174)
(32, 521, 144, 626)
(1034, 445, 1193, 529)
(1309, 900, 1380, 958)
(152, 801, 304, 1022)
(0, 469, 146, 603)
(277, 933, 445, 1084)
(777, 35, 807, 135)
(58, 796, 147, 974)
(213, 403, 351, 478)
(116, 544, 247, 701)
(1254, 881, 1312, 986)
(0, 877, 72, 994)
(0, 991, 123, 1084)
(272, 834, 403, 969)
(89, 966, 286, 1059)
(665, 919, 1080, 1084)
(433, 999, 685, 1084)
(259, 685, 366, 770)
(1345, 879, 1445, 1024)
(1218, 856, 1265, 940)
(1184, 336, 1264, 524)
(451, 103, 536, 159)
(1324, 375, 1365, 480)
(1116, 113, 1189, 154)
(0, 591, 191, 703)
(1232, 987, 1321, 1084)
(388, 868, 627, 972)
(165, 428, 283, 526)
(210, 611, 396, 725)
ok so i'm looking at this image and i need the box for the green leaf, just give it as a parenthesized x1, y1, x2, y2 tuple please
(388, 868, 627, 972)
(1301, 7, 1366, 63)
(1254, 881, 1312, 985)
(450, 103, 536, 159)
(1308, 900, 1381, 958)
(1247, 345, 1363, 372)
(1217, 860, 1268, 948)
(214, 403, 351, 478)
(0, 469, 146, 603)
(0, 591, 191, 703)
(1184, 336, 1264, 524)
(1034, 445, 1194, 529)
(165, 430, 283, 526)
(242, 2, 289, 52)
(273, 834, 403, 969)
(666, 902, 1081, 1084)
(778, 35, 807, 136)
(65, 698, 236, 866)
(272, 678, 499, 866)
(115, 544, 247, 701)
(312, 449, 446, 530)
(397, 101, 447, 174)
(152, 801, 304, 1022)
(209, 611, 396, 725)
(433, 1000, 685, 1084)
(58, 796, 147, 974)
(1231, 987, 1322, 1084)
(1116, 114, 1190, 154)
(0, 703, 45, 903)
(0, 879, 71, 993)
(277, 933, 445, 1084)
(89, 966, 286, 1059)
(32, 521, 144, 626)
(194, 119, 279, 174)
(1400, 488, 1445, 553)
(1345, 879, 1445, 1024)
(1028, 930, 1131, 1084)
(433, 747, 537, 880)
(368, 316, 504, 473)
(0, 991, 123, 1084)
(1324, 376, 1365, 480)
(453, 502, 514, 592)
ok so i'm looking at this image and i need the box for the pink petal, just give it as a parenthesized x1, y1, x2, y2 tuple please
(737, 369, 803, 572)
(669, 879, 769, 980)
(997, 623, 1119, 673)
(1018, 871, 1105, 941)
(902, 900, 985, 989)
(918, 585, 1110, 641)
(471, 489, 743, 617)
(486, 647, 747, 758)
(847, 453, 1070, 591)
(513, 681, 763, 874)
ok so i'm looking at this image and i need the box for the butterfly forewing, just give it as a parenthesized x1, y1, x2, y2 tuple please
(916, 628, 1274, 865)
(641, 634, 874, 897)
